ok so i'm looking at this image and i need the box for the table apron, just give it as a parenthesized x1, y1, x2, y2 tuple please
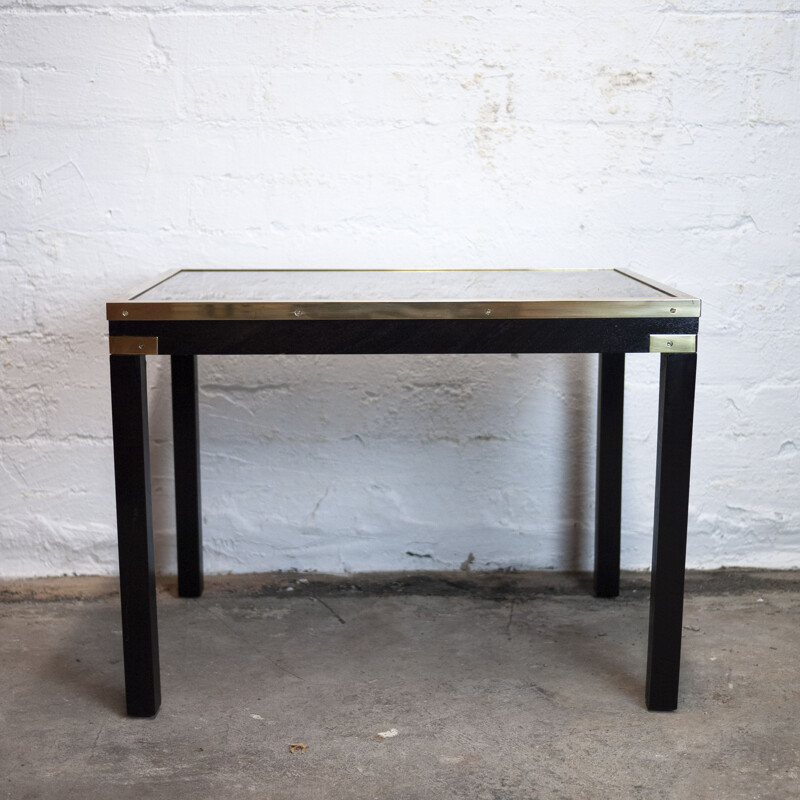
(109, 317, 699, 356)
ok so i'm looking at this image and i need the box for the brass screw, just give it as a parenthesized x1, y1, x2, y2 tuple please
(122, 310, 129, 317)
(138, 343, 145, 350)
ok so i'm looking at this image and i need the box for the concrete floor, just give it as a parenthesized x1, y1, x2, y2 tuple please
(1, 570, 798, 800)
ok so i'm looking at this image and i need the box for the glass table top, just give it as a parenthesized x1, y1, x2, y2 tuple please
(108, 269, 700, 321)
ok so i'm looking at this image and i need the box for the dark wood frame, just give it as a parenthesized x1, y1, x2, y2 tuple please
(109, 312, 698, 717)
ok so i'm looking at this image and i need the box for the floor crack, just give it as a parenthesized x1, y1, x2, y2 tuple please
(198, 601, 304, 680)
(310, 594, 346, 624)
(505, 598, 515, 640)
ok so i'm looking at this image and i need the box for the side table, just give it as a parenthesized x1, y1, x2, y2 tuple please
(107, 268, 700, 717)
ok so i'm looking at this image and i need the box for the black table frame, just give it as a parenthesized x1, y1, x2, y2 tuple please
(109, 312, 697, 717)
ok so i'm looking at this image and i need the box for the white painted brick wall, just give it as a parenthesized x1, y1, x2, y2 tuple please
(1, 1, 798, 577)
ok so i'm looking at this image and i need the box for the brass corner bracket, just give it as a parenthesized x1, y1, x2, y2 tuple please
(649, 334, 696, 354)
(109, 336, 159, 355)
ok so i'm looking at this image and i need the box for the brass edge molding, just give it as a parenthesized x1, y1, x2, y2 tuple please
(169, 267, 612, 274)
(615, 268, 700, 305)
(107, 298, 701, 322)
(107, 269, 183, 304)
(649, 334, 697, 353)
(109, 336, 159, 355)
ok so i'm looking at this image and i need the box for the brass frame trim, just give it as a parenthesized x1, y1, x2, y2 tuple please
(107, 298, 700, 321)
(615, 268, 697, 301)
(109, 336, 159, 355)
(649, 334, 696, 354)
(108, 269, 182, 304)
(107, 268, 701, 322)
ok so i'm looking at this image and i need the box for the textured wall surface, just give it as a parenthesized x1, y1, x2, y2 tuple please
(1, 1, 798, 577)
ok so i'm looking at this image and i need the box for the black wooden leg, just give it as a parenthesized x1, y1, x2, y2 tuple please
(594, 353, 624, 598)
(646, 353, 697, 711)
(110, 355, 161, 718)
(171, 355, 204, 598)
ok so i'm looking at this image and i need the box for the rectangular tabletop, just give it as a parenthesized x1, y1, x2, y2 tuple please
(107, 268, 700, 322)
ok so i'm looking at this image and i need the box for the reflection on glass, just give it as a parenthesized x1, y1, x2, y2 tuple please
(134, 269, 674, 303)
